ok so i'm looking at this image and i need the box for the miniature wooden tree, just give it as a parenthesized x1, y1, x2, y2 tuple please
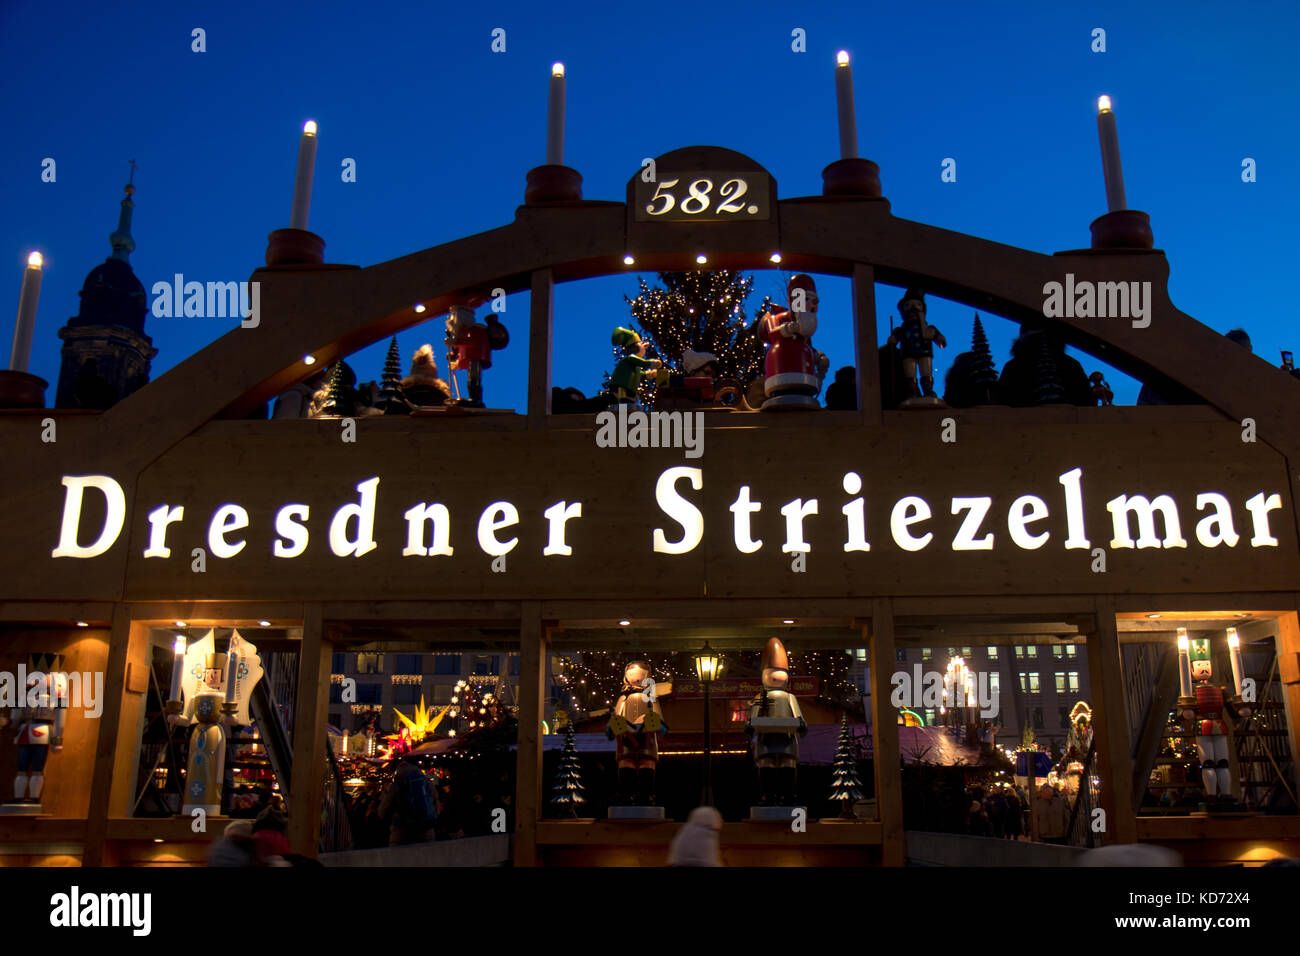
(548, 721, 587, 818)
(378, 336, 403, 411)
(968, 314, 997, 404)
(1032, 335, 1065, 405)
(826, 715, 864, 818)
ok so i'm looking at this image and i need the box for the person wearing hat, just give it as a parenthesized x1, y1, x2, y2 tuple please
(744, 638, 808, 806)
(681, 348, 720, 403)
(885, 288, 947, 401)
(608, 327, 662, 404)
(756, 274, 821, 409)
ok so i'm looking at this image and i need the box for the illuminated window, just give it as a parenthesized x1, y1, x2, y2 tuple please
(922, 648, 932, 661)
(1026, 645, 1038, 659)
(1067, 672, 1080, 692)
(1014, 646, 1025, 659)
(989, 672, 1000, 693)
(1021, 673, 1041, 693)
(987, 646, 999, 660)
(1055, 672, 1066, 692)
(854, 648, 867, 662)
(356, 652, 383, 674)
(961, 646, 972, 658)
(1052, 645, 1064, 659)
(730, 701, 748, 723)
(1066, 644, 1077, 659)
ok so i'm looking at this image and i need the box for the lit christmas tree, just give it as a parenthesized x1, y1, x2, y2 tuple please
(968, 314, 997, 404)
(826, 714, 864, 818)
(623, 271, 764, 382)
(548, 721, 588, 818)
(320, 361, 349, 416)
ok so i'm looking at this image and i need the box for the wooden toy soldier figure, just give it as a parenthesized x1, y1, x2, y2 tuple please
(745, 638, 808, 806)
(609, 328, 662, 406)
(1179, 636, 1251, 809)
(886, 288, 947, 404)
(1, 655, 66, 805)
(444, 304, 508, 407)
(606, 661, 667, 805)
(757, 274, 821, 409)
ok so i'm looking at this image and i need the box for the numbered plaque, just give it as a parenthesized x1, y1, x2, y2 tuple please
(634, 171, 772, 222)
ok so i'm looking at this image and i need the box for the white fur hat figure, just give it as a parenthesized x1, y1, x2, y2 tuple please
(682, 349, 719, 376)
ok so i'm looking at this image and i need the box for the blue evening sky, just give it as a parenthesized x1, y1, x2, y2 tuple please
(3, 0, 1296, 410)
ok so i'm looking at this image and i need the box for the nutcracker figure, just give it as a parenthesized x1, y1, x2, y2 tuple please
(167, 630, 263, 817)
(608, 328, 662, 406)
(885, 288, 947, 404)
(444, 304, 508, 407)
(606, 661, 667, 805)
(1176, 628, 1250, 808)
(3, 655, 67, 805)
(745, 638, 808, 806)
(757, 274, 821, 410)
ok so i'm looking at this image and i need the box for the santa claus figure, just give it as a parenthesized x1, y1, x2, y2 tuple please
(746, 638, 808, 806)
(757, 275, 821, 410)
(606, 661, 667, 806)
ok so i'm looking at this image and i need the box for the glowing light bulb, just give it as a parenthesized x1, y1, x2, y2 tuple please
(623, 254, 635, 265)
(836, 50, 850, 66)
(552, 62, 564, 77)
(1098, 95, 1112, 112)
(27, 252, 42, 268)
(696, 254, 707, 264)
(303, 120, 318, 135)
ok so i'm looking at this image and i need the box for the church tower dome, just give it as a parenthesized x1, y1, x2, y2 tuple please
(55, 164, 158, 410)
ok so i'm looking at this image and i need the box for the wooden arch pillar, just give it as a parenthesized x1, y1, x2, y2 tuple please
(866, 599, 904, 865)
(1085, 598, 1137, 845)
(514, 601, 548, 866)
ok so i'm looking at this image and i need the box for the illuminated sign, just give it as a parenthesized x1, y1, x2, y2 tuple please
(633, 172, 772, 222)
(51, 466, 1285, 562)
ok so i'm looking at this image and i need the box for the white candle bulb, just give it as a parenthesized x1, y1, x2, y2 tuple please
(10, 250, 44, 373)
(547, 64, 566, 166)
(169, 636, 186, 702)
(1176, 628, 1192, 697)
(1096, 95, 1127, 212)
(1227, 628, 1244, 697)
(834, 51, 859, 159)
(290, 120, 319, 230)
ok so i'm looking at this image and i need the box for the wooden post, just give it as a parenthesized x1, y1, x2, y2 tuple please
(867, 599, 904, 865)
(1275, 611, 1300, 803)
(83, 607, 147, 866)
(288, 604, 332, 857)
(851, 262, 882, 425)
(1086, 599, 1137, 844)
(514, 600, 547, 866)
(527, 269, 554, 428)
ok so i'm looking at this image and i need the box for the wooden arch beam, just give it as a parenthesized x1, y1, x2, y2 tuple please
(90, 197, 1300, 478)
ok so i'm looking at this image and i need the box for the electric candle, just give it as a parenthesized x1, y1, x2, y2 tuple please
(547, 63, 565, 166)
(1176, 629, 1192, 697)
(9, 252, 43, 373)
(835, 51, 858, 159)
(290, 120, 318, 230)
(1227, 628, 1244, 697)
(169, 635, 186, 702)
(1096, 96, 1127, 213)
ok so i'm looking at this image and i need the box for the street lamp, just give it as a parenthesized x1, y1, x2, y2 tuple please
(695, 643, 722, 805)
